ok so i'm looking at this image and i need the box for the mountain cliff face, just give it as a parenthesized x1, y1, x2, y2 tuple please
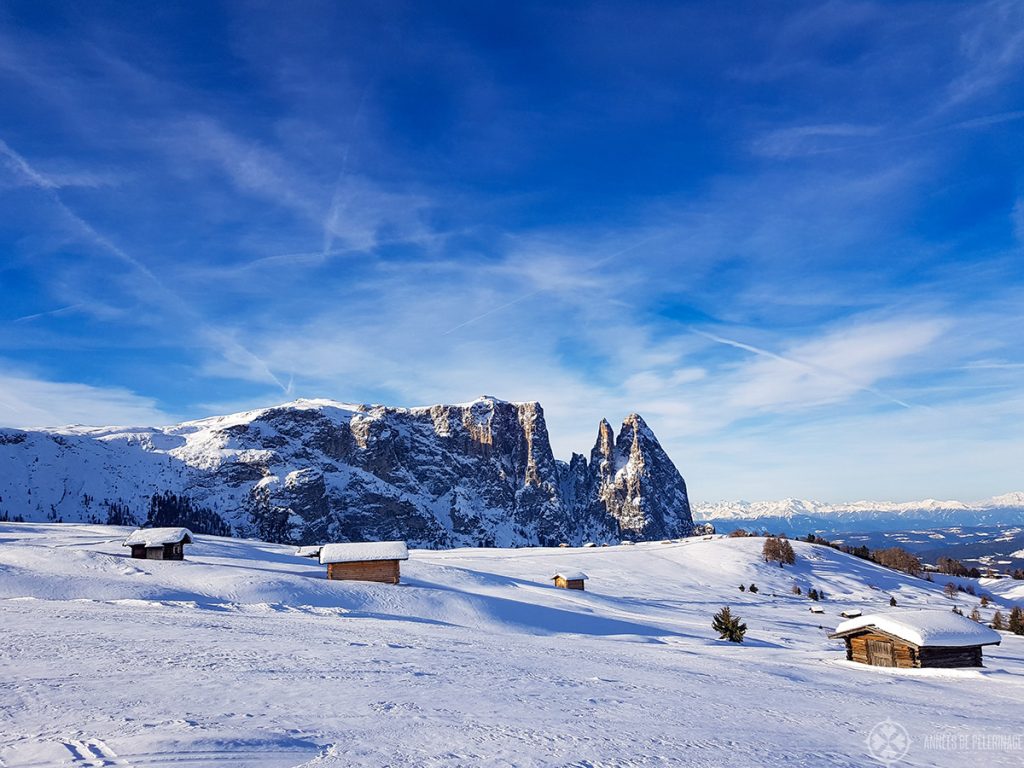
(0, 397, 695, 547)
(565, 414, 696, 541)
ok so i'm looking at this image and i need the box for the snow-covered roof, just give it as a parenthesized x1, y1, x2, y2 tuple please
(552, 571, 588, 581)
(295, 546, 322, 557)
(831, 610, 1002, 648)
(123, 527, 193, 547)
(319, 541, 409, 564)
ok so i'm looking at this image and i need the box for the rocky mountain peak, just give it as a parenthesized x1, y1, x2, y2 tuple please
(0, 397, 694, 547)
(591, 418, 616, 465)
(588, 412, 693, 540)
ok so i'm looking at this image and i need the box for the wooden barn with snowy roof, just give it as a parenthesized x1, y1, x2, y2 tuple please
(829, 610, 1001, 668)
(552, 571, 587, 590)
(319, 541, 409, 584)
(123, 527, 193, 561)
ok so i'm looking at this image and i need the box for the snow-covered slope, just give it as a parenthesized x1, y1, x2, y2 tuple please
(694, 493, 1024, 533)
(0, 397, 694, 547)
(2, 523, 1022, 767)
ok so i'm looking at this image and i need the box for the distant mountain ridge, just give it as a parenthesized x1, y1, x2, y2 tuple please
(693, 493, 1024, 535)
(0, 397, 696, 547)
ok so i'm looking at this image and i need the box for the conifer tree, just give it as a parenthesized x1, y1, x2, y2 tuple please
(889, 596, 897, 607)
(761, 536, 796, 567)
(992, 610, 1005, 630)
(712, 607, 747, 643)
(779, 538, 796, 565)
(1009, 606, 1024, 635)
(748, 583, 758, 594)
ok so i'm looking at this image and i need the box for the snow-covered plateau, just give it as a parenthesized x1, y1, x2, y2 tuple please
(2, 523, 1024, 767)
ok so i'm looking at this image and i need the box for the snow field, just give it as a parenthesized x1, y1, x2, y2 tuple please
(2, 523, 1023, 767)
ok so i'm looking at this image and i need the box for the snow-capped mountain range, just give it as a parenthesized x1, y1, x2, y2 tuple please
(0, 396, 696, 547)
(693, 493, 1024, 534)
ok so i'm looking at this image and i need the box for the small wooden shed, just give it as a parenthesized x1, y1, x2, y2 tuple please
(319, 541, 409, 584)
(552, 571, 587, 590)
(829, 610, 1001, 668)
(123, 527, 193, 560)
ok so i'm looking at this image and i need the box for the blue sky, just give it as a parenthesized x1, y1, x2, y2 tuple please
(1, 1, 1022, 502)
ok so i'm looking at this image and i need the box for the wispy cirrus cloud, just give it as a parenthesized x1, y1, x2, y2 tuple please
(1013, 198, 1024, 244)
(750, 123, 880, 158)
(944, 0, 1024, 109)
(151, 114, 438, 254)
(0, 368, 174, 428)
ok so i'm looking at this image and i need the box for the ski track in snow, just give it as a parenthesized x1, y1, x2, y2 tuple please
(2, 523, 1024, 767)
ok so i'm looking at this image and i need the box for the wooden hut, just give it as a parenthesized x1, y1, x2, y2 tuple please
(123, 527, 193, 561)
(552, 571, 587, 590)
(319, 541, 409, 584)
(295, 545, 322, 559)
(829, 610, 1001, 668)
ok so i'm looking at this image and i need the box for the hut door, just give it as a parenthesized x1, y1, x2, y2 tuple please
(867, 639, 895, 667)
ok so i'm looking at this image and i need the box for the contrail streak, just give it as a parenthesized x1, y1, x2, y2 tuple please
(692, 328, 916, 409)
(14, 304, 85, 323)
(322, 83, 370, 258)
(797, 109, 1024, 157)
(0, 138, 288, 393)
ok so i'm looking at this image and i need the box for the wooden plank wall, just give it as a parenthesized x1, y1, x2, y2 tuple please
(918, 646, 983, 668)
(553, 577, 585, 590)
(130, 544, 185, 560)
(846, 631, 986, 668)
(848, 632, 917, 668)
(327, 559, 401, 584)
